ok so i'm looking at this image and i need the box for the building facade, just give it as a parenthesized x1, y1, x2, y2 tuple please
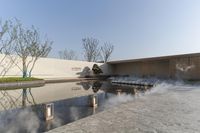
(108, 53, 200, 80)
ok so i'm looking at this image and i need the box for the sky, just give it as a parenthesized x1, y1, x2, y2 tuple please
(0, 0, 200, 61)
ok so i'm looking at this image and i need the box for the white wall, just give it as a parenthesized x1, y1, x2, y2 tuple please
(0, 54, 112, 79)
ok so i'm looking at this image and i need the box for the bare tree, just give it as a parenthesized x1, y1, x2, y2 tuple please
(27, 43, 52, 77)
(14, 22, 52, 78)
(100, 42, 114, 63)
(0, 19, 18, 77)
(82, 37, 100, 62)
(58, 49, 77, 60)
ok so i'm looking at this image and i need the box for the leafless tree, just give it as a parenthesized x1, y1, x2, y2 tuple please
(27, 34, 52, 77)
(0, 88, 36, 110)
(14, 22, 52, 78)
(58, 49, 77, 60)
(0, 19, 19, 77)
(100, 42, 114, 63)
(82, 37, 100, 62)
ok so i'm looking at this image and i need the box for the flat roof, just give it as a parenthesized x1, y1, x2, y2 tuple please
(108, 53, 200, 64)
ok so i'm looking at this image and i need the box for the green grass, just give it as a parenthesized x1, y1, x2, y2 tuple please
(0, 77, 43, 83)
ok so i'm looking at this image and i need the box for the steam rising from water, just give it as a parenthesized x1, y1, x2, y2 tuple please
(0, 108, 63, 133)
(69, 106, 80, 121)
(0, 109, 39, 133)
(148, 82, 174, 94)
(51, 116, 62, 129)
(109, 76, 200, 109)
(103, 94, 134, 108)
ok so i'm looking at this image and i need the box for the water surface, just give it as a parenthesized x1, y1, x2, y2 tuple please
(0, 80, 150, 132)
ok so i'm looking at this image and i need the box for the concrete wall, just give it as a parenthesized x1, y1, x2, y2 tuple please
(2, 53, 200, 80)
(112, 60, 170, 78)
(169, 56, 200, 80)
(0, 54, 112, 79)
(109, 53, 200, 80)
(113, 61, 169, 77)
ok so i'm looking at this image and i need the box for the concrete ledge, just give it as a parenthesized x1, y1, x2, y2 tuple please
(44, 76, 110, 84)
(0, 80, 45, 89)
(44, 78, 98, 84)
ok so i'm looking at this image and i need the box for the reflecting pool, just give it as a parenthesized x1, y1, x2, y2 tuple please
(0, 80, 151, 132)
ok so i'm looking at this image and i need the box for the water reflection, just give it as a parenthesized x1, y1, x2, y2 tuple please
(89, 94, 98, 107)
(92, 81, 102, 93)
(79, 81, 91, 90)
(22, 88, 37, 108)
(0, 87, 37, 111)
(0, 80, 152, 132)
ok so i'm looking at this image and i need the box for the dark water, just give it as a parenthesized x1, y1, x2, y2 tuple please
(0, 80, 151, 133)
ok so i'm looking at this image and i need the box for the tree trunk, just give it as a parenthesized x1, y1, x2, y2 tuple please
(22, 89, 27, 107)
(22, 58, 27, 78)
(29, 71, 31, 77)
(28, 58, 37, 77)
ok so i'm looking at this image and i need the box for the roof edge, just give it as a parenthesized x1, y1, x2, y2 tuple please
(108, 52, 200, 64)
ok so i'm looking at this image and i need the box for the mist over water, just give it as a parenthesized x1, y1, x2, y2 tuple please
(69, 106, 80, 121)
(103, 81, 183, 109)
(109, 75, 200, 111)
(103, 94, 134, 108)
(48, 115, 62, 130)
(0, 108, 39, 133)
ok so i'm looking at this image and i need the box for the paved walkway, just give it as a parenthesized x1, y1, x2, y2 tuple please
(47, 84, 200, 133)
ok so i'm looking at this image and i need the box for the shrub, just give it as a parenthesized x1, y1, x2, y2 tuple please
(92, 64, 103, 75)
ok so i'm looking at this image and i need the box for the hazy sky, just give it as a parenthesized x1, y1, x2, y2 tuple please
(0, 0, 200, 60)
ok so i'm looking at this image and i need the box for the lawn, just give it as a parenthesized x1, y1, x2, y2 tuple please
(0, 77, 43, 83)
